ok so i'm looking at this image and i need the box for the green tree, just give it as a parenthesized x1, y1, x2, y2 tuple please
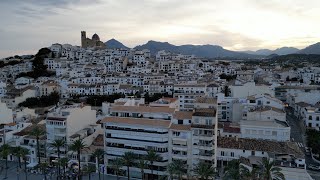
(12, 146, 24, 168)
(83, 164, 96, 180)
(193, 162, 216, 180)
(222, 85, 231, 97)
(122, 151, 136, 180)
(146, 149, 162, 180)
(39, 162, 49, 180)
(13, 146, 30, 180)
(51, 139, 66, 178)
(69, 139, 87, 180)
(20, 148, 30, 180)
(223, 159, 241, 180)
(138, 159, 148, 180)
(239, 165, 258, 180)
(109, 158, 123, 180)
(259, 158, 285, 180)
(167, 159, 187, 180)
(59, 157, 69, 178)
(167, 162, 176, 180)
(92, 148, 105, 180)
(0, 144, 11, 179)
(29, 126, 45, 165)
(307, 129, 320, 157)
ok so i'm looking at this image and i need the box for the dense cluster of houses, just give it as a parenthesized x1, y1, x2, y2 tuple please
(1, 40, 320, 179)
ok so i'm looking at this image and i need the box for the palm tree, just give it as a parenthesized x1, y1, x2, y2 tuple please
(122, 151, 136, 180)
(51, 139, 65, 178)
(193, 162, 216, 180)
(110, 158, 123, 180)
(239, 165, 258, 180)
(29, 126, 45, 164)
(12, 147, 23, 168)
(59, 157, 69, 178)
(83, 164, 96, 180)
(146, 149, 162, 180)
(12, 147, 29, 180)
(69, 139, 87, 180)
(39, 162, 49, 180)
(138, 159, 148, 180)
(167, 162, 176, 180)
(167, 159, 187, 180)
(259, 158, 285, 180)
(223, 159, 241, 180)
(92, 148, 105, 180)
(20, 148, 30, 180)
(0, 144, 11, 179)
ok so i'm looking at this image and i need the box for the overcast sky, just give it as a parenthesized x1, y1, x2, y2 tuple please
(1, 0, 320, 58)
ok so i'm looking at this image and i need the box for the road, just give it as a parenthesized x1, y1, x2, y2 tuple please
(286, 108, 320, 180)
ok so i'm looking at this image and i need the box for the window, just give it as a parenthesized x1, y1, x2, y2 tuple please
(178, 120, 183, 124)
(243, 150, 245, 153)
(221, 151, 225, 156)
(309, 116, 312, 120)
(317, 117, 319, 121)
(251, 151, 255, 156)
(231, 152, 234, 157)
(194, 118, 199, 123)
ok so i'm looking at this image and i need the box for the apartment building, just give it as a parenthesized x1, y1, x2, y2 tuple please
(304, 107, 320, 130)
(217, 137, 306, 170)
(46, 104, 96, 161)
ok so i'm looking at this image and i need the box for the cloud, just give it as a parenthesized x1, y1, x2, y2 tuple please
(0, 0, 320, 58)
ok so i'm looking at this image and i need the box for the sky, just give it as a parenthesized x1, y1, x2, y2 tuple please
(1, 0, 320, 58)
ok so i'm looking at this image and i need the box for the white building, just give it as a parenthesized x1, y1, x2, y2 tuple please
(0, 102, 13, 124)
(304, 107, 320, 130)
(46, 105, 96, 161)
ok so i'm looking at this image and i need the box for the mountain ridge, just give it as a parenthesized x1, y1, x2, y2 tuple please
(104, 39, 320, 58)
(105, 38, 128, 49)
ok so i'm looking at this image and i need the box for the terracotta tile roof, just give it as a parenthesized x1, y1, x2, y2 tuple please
(110, 106, 175, 114)
(101, 117, 171, 128)
(222, 122, 241, 133)
(251, 106, 285, 113)
(193, 108, 216, 117)
(5, 122, 17, 126)
(195, 97, 217, 104)
(218, 137, 304, 158)
(174, 111, 193, 120)
(92, 134, 104, 146)
(296, 102, 311, 107)
(13, 124, 46, 138)
(170, 124, 191, 131)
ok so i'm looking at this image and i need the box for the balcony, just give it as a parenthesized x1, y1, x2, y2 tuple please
(172, 144, 188, 151)
(172, 153, 188, 160)
(194, 143, 214, 150)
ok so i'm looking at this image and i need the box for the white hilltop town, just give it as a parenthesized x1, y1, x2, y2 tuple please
(0, 31, 320, 180)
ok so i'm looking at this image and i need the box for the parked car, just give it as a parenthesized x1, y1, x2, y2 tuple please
(308, 164, 320, 171)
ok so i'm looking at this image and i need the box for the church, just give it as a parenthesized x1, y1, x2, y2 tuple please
(81, 31, 106, 48)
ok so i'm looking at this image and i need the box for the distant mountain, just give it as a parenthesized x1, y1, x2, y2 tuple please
(105, 39, 128, 49)
(243, 47, 299, 56)
(134, 40, 261, 59)
(299, 42, 320, 54)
